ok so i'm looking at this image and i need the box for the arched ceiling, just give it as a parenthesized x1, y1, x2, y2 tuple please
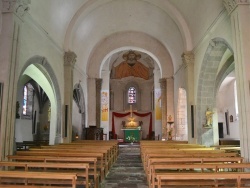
(28, 0, 225, 75)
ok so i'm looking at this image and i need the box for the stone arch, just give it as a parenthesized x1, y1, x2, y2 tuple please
(87, 31, 173, 79)
(18, 56, 62, 144)
(215, 55, 235, 94)
(196, 38, 233, 145)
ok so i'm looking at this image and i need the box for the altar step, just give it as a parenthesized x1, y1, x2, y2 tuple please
(101, 144, 148, 188)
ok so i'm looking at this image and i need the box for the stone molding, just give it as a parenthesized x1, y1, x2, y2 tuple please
(64, 51, 77, 67)
(95, 78, 103, 91)
(2, 0, 31, 17)
(159, 78, 166, 90)
(224, 0, 250, 14)
(182, 52, 194, 67)
(95, 78, 102, 128)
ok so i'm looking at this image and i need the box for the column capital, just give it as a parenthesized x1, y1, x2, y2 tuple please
(159, 78, 166, 90)
(2, 0, 31, 17)
(223, 0, 250, 14)
(182, 51, 194, 67)
(64, 51, 77, 67)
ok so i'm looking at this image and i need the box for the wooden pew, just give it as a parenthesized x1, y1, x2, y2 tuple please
(150, 163, 250, 188)
(146, 156, 243, 186)
(0, 171, 77, 188)
(34, 146, 113, 170)
(0, 161, 89, 188)
(69, 140, 119, 159)
(15, 151, 106, 180)
(7, 156, 99, 188)
(142, 150, 238, 170)
(156, 172, 250, 188)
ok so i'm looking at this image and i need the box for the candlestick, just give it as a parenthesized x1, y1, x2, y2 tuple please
(130, 105, 132, 117)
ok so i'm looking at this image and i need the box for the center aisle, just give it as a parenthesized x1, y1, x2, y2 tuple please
(101, 143, 148, 188)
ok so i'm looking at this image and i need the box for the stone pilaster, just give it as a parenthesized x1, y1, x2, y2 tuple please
(96, 78, 102, 128)
(0, 0, 30, 160)
(110, 90, 114, 110)
(182, 52, 195, 142)
(223, 0, 250, 161)
(63, 51, 76, 143)
(159, 78, 167, 139)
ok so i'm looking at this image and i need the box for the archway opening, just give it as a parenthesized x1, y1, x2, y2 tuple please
(15, 57, 61, 147)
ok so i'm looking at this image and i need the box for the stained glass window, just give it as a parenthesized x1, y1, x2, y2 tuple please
(128, 87, 136, 103)
(22, 83, 34, 119)
(23, 86, 27, 115)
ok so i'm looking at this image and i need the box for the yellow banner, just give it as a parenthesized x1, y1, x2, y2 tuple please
(101, 91, 109, 121)
(155, 89, 162, 120)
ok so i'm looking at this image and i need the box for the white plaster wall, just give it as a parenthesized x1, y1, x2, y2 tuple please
(72, 102, 82, 139)
(73, 65, 88, 139)
(217, 79, 239, 139)
(15, 119, 33, 142)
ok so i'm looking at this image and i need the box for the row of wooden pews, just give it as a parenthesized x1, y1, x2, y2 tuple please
(140, 140, 249, 188)
(0, 140, 118, 188)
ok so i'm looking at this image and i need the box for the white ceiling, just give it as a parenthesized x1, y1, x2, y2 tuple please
(28, 0, 225, 74)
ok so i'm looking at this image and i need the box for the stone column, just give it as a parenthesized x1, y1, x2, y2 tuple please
(63, 51, 76, 143)
(96, 78, 102, 128)
(182, 52, 195, 143)
(0, 0, 31, 160)
(159, 78, 167, 139)
(224, 0, 250, 161)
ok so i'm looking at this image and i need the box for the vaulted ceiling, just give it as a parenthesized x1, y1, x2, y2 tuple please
(29, 0, 225, 75)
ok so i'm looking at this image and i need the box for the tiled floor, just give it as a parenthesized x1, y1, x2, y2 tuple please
(101, 143, 148, 188)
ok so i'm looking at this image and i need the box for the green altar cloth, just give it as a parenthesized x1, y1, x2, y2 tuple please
(122, 129, 141, 142)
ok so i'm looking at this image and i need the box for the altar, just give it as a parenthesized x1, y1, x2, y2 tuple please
(122, 128, 141, 142)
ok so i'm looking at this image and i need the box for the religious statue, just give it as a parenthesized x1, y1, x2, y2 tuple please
(205, 108, 214, 127)
(114, 50, 150, 80)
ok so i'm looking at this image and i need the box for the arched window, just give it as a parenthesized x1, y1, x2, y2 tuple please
(23, 86, 28, 115)
(22, 83, 34, 119)
(128, 87, 136, 104)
